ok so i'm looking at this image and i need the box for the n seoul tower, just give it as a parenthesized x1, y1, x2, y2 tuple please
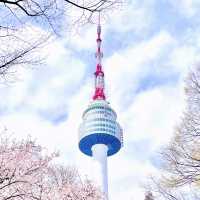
(78, 14, 123, 199)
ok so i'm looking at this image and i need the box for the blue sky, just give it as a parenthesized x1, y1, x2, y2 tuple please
(1, 0, 200, 199)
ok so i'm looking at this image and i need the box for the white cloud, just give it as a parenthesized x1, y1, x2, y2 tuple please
(168, 45, 199, 74)
(104, 0, 155, 35)
(168, 0, 200, 17)
(122, 84, 185, 146)
(104, 30, 175, 108)
(0, 37, 88, 117)
(66, 25, 97, 50)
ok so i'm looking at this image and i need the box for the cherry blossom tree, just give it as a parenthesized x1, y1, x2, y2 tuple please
(0, 131, 103, 200)
(0, 133, 56, 199)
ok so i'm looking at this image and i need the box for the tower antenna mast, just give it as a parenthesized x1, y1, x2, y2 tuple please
(93, 11, 105, 100)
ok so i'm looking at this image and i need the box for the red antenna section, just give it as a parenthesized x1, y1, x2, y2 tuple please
(93, 13, 106, 100)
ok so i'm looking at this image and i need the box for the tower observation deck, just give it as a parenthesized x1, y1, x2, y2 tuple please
(78, 14, 123, 199)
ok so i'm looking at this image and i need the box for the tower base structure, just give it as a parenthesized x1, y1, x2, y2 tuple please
(92, 144, 108, 199)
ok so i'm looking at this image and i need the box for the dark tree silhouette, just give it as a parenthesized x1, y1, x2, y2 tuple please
(0, 0, 123, 80)
(151, 66, 200, 200)
(145, 192, 154, 200)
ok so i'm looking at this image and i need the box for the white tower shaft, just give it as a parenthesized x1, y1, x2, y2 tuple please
(92, 144, 108, 199)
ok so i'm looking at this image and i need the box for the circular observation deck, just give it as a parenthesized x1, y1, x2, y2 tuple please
(79, 100, 123, 157)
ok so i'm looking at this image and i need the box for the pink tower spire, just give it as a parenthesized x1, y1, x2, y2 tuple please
(93, 12, 106, 100)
